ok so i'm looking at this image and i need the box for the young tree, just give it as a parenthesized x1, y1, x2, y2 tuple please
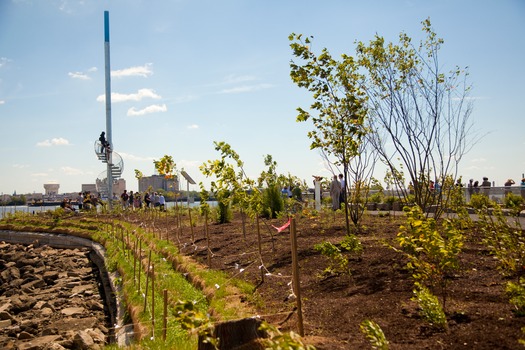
(154, 155, 176, 180)
(289, 33, 368, 235)
(346, 135, 379, 230)
(258, 154, 284, 219)
(200, 142, 244, 224)
(356, 18, 479, 217)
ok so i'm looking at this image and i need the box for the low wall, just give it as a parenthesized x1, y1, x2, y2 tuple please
(0, 230, 133, 346)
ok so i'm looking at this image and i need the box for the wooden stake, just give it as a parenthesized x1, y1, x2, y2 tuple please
(143, 250, 151, 313)
(290, 218, 304, 336)
(151, 264, 155, 339)
(163, 289, 168, 341)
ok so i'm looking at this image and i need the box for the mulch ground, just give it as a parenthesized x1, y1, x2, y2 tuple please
(143, 209, 524, 349)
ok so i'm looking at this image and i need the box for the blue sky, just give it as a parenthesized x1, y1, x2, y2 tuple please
(1, 0, 524, 195)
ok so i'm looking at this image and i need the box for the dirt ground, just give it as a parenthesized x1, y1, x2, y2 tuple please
(144, 208, 524, 350)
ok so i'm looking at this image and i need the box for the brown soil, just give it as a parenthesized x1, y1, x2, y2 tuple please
(162, 210, 524, 350)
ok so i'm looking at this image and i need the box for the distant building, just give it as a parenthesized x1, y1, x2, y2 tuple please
(91, 178, 126, 199)
(44, 183, 60, 196)
(26, 193, 44, 202)
(138, 174, 179, 193)
(112, 179, 126, 198)
(82, 184, 97, 193)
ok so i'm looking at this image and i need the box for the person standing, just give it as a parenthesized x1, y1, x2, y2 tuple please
(77, 192, 84, 211)
(504, 179, 515, 196)
(338, 174, 346, 208)
(467, 179, 474, 200)
(98, 132, 108, 153)
(329, 175, 342, 211)
(128, 191, 134, 210)
(158, 193, 166, 211)
(152, 192, 160, 208)
(481, 177, 491, 197)
(120, 190, 129, 209)
(144, 192, 151, 208)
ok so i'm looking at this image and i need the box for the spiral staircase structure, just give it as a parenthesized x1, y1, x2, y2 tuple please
(94, 141, 124, 199)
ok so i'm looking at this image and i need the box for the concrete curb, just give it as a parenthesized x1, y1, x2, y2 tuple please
(0, 230, 133, 346)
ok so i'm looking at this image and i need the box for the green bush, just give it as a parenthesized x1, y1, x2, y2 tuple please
(262, 184, 284, 219)
(360, 320, 389, 350)
(504, 192, 524, 210)
(216, 200, 232, 224)
(506, 277, 525, 316)
(384, 196, 398, 205)
(469, 193, 493, 209)
(314, 241, 349, 276)
(368, 192, 383, 204)
(412, 283, 447, 331)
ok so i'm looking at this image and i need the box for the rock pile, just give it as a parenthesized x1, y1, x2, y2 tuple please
(0, 242, 111, 350)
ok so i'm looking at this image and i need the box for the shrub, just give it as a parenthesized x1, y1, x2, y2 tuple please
(314, 236, 362, 277)
(368, 191, 383, 204)
(506, 277, 525, 316)
(216, 200, 232, 224)
(504, 192, 524, 211)
(384, 196, 398, 205)
(314, 241, 349, 276)
(412, 283, 447, 331)
(397, 205, 463, 310)
(262, 184, 284, 219)
(478, 205, 525, 277)
(360, 319, 389, 350)
(468, 193, 492, 209)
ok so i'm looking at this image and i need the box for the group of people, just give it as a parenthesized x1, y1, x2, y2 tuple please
(329, 174, 346, 211)
(281, 184, 303, 202)
(59, 191, 102, 212)
(466, 176, 525, 198)
(467, 177, 491, 192)
(120, 190, 166, 210)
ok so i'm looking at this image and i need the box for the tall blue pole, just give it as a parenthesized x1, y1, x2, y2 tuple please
(104, 11, 113, 207)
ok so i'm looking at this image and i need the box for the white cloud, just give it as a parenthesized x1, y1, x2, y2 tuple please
(218, 83, 273, 94)
(68, 71, 91, 80)
(97, 88, 162, 103)
(173, 95, 199, 104)
(187, 124, 199, 129)
(222, 74, 257, 84)
(0, 57, 11, 68)
(68, 67, 97, 80)
(31, 173, 49, 177)
(127, 104, 167, 116)
(178, 159, 202, 171)
(112, 63, 153, 78)
(61, 166, 83, 175)
(13, 164, 29, 169)
(0, 100, 5, 105)
(36, 138, 70, 147)
(118, 152, 155, 162)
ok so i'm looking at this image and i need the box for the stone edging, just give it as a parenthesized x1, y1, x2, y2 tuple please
(0, 230, 134, 346)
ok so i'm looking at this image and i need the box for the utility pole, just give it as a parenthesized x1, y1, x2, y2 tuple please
(104, 11, 113, 208)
